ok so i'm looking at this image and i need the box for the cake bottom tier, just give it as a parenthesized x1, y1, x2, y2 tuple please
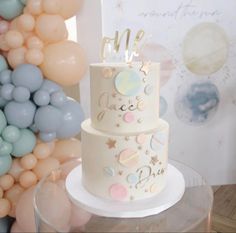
(81, 119, 169, 202)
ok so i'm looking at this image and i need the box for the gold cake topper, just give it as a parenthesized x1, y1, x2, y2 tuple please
(101, 29, 145, 63)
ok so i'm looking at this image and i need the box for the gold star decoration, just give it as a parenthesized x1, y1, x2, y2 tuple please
(145, 150, 150, 155)
(125, 136, 130, 141)
(138, 146, 142, 150)
(150, 156, 158, 166)
(112, 93, 117, 98)
(118, 170, 123, 176)
(116, 123, 120, 128)
(106, 139, 116, 149)
(140, 61, 151, 76)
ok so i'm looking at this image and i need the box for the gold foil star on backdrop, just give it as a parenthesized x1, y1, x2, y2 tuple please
(106, 139, 116, 149)
(118, 170, 123, 176)
(140, 61, 151, 76)
(150, 156, 158, 166)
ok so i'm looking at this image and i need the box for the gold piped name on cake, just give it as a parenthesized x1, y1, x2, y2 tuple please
(101, 29, 145, 62)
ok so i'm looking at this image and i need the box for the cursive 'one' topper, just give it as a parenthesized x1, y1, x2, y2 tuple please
(101, 29, 145, 63)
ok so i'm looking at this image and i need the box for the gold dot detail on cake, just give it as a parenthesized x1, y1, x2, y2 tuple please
(150, 156, 158, 166)
(106, 139, 116, 149)
(115, 70, 142, 96)
(102, 67, 114, 79)
(136, 134, 147, 144)
(118, 149, 139, 168)
(109, 183, 128, 201)
(150, 183, 158, 193)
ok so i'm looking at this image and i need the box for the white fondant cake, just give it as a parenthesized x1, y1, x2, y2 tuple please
(90, 63, 160, 134)
(81, 62, 169, 202)
(82, 119, 169, 201)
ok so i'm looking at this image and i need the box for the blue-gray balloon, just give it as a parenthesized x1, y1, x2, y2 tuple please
(0, 69, 12, 84)
(50, 91, 67, 107)
(33, 90, 50, 106)
(12, 64, 43, 92)
(39, 132, 57, 142)
(0, 217, 11, 233)
(4, 101, 36, 128)
(40, 79, 62, 94)
(0, 155, 12, 176)
(0, 97, 8, 108)
(34, 105, 63, 133)
(56, 99, 84, 138)
(29, 123, 39, 133)
(1, 84, 14, 101)
(12, 86, 30, 102)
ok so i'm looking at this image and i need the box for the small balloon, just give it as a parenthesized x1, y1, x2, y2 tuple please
(0, 69, 12, 84)
(0, 110, 7, 134)
(0, 141, 13, 156)
(33, 90, 50, 106)
(35, 14, 68, 43)
(26, 36, 44, 50)
(34, 105, 62, 133)
(1, 83, 14, 100)
(25, 48, 44, 66)
(0, 187, 2, 198)
(0, 55, 8, 73)
(0, 20, 9, 34)
(40, 41, 87, 86)
(5, 30, 24, 49)
(7, 47, 27, 68)
(12, 64, 43, 92)
(50, 91, 67, 107)
(4, 101, 36, 128)
(39, 132, 56, 142)
(18, 14, 35, 32)
(0, 174, 14, 191)
(33, 143, 51, 159)
(56, 99, 84, 138)
(11, 129, 36, 157)
(0, 198, 11, 218)
(0, 155, 12, 176)
(12, 86, 30, 102)
(40, 79, 62, 94)
(2, 125, 21, 143)
(42, 0, 61, 14)
(8, 159, 24, 181)
(20, 153, 37, 170)
(19, 171, 37, 188)
(0, 0, 24, 20)
(26, 0, 43, 15)
(0, 35, 10, 51)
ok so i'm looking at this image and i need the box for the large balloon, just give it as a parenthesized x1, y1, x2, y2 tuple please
(40, 40, 87, 86)
(0, 0, 24, 20)
(59, 0, 83, 19)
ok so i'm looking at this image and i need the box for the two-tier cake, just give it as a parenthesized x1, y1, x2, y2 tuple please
(81, 62, 169, 202)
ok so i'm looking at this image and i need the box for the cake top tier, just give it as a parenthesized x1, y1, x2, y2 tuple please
(90, 62, 160, 135)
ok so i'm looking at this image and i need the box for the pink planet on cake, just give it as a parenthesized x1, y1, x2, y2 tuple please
(109, 183, 127, 201)
(123, 112, 135, 123)
(118, 149, 139, 168)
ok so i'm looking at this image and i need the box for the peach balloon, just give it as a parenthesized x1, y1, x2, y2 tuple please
(26, 36, 44, 49)
(70, 205, 92, 229)
(20, 154, 37, 170)
(0, 187, 3, 198)
(4, 184, 24, 217)
(25, 48, 44, 65)
(36, 182, 71, 231)
(11, 222, 24, 233)
(7, 47, 27, 68)
(51, 138, 81, 163)
(18, 14, 35, 32)
(0, 198, 11, 218)
(0, 21, 9, 34)
(15, 186, 36, 232)
(19, 171, 38, 188)
(59, 0, 83, 19)
(46, 141, 56, 154)
(26, 0, 43, 15)
(9, 19, 19, 31)
(33, 143, 51, 159)
(0, 35, 10, 51)
(40, 40, 87, 86)
(8, 159, 25, 181)
(0, 174, 14, 191)
(33, 157, 60, 179)
(5, 30, 24, 49)
(42, 0, 61, 14)
(35, 14, 68, 43)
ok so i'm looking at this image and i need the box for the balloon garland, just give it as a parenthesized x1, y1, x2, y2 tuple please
(0, 0, 88, 228)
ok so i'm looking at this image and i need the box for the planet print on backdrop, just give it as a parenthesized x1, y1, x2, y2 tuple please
(115, 70, 142, 96)
(160, 96, 168, 117)
(137, 43, 175, 87)
(175, 81, 220, 125)
(182, 22, 229, 75)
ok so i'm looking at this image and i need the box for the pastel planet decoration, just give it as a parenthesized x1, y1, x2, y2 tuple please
(115, 70, 142, 96)
(123, 112, 135, 123)
(182, 22, 229, 75)
(103, 167, 115, 177)
(127, 173, 138, 184)
(136, 134, 147, 145)
(175, 81, 220, 125)
(40, 40, 87, 86)
(109, 183, 128, 201)
(150, 131, 168, 154)
(118, 149, 139, 168)
(144, 84, 154, 96)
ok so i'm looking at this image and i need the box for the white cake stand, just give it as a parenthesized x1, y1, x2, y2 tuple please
(65, 164, 185, 218)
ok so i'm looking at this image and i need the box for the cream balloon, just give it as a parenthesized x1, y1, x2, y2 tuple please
(33, 143, 51, 159)
(35, 14, 68, 43)
(8, 159, 25, 181)
(25, 48, 44, 65)
(40, 40, 87, 86)
(59, 0, 83, 19)
(42, 0, 61, 14)
(0, 187, 3, 198)
(0, 174, 14, 191)
(26, 0, 43, 15)
(18, 14, 35, 32)
(5, 30, 24, 49)
(7, 47, 27, 68)
(0, 20, 9, 34)
(20, 153, 37, 170)
(51, 138, 81, 163)
(15, 186, 36, 232)
(33, 157, 60, 179)
(0, 198, 11, 218)
(0, 35, 10, 51)
(26, 36, 44, 49)
(19, 171, 38, 188)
